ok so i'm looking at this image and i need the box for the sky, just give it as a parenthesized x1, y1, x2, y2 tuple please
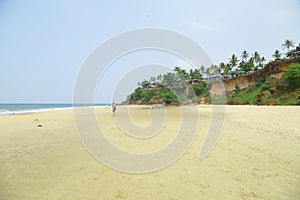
(0, 0, 299, 103)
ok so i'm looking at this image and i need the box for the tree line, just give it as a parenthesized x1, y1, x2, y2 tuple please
(201, 39, 299, 77)
(126, 39, 299, 105)
(128, 67, 209, 105)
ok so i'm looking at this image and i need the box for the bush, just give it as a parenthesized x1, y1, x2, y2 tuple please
(282, 63, 300, 91)
(191, 82, 208, 96)
(163, 90, 179, 104)
(256, 76, 266, 87)
(261, 78, 271, 91)
(130, 87, 143, 101)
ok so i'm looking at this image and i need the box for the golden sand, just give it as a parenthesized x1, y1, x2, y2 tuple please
(0, 106, 299, 199)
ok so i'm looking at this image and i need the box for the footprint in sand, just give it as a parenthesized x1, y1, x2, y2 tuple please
(34, 118, 43, 127)
(115, 190, 128, 199)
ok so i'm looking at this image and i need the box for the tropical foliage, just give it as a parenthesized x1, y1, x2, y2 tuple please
(282, 63, 300, 91)
(127, 67, 208, 105)
(126, 39, 300, 105)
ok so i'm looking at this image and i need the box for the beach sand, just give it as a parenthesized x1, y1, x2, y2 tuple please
(0, 105, 299, 200)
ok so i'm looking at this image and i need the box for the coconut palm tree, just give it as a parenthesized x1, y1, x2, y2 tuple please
(259, 56, 266, 69)
(193, 69, 202, 81)
(272, 50, 281, 60)
(229, 54, 239, 70)
(219, 62, 226, 73)
(162, 72, 176, 87)
(286, 43, 300, 58)
(282, 39, 295, 51)
(248, 57, 255, 71)
(200, 65, 205, 75)
(209, 64, 220, 75)
(140, 79, 150, 88)
(150, 76, 156, 83)
(224, 64, 232, 74)
(174, 66, 189, 80)
(205, 68, 211, 77)
(241, 50, 249, 62)
(157, 74, 162, 81)
(252, 51, 260, 63)
(174, 66, 181, 73)
(238, 51, 249, 72)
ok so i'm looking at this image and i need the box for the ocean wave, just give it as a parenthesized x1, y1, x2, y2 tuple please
(0, 108, 11, 115)
(0, 104, 110, 116)
(0, 107, 74, 116)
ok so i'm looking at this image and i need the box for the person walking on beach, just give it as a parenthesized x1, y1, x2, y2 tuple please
(112, 102, 116, 116)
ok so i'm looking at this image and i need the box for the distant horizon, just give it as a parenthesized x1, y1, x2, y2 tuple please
(0, 102, 113, 105)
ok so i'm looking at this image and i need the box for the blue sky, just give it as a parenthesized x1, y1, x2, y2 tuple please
(0, 0, 299, 103)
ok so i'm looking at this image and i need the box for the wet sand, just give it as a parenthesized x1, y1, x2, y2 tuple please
(0, 105, 299, 199)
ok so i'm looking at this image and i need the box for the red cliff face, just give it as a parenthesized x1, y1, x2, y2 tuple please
(210, 76, 251, 96)
(209, 58, 300, 96)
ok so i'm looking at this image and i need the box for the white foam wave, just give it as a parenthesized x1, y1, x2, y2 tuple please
(0, 107, 74, 116)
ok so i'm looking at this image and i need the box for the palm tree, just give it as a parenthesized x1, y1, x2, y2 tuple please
(200, 65, 205, 75)
(150, 76, 156, 82)
(241, 50, 249, 62)
(237, 60, 245, 71)
(248, 57, 255, 71)
(157, 74, 162, 81)
(224, 64, 232, 74)
(205, 68, 211, 77)
(140, 79, 150, 88)
(259, 57, 266, 69)
(162, 72, 176, 87)
(174, 66, 181, 72)
(286, 43, 300, 58)
(219, 62, 226, 73)
(174, 66, 188, 79)
(253, 51, 260, 63)
(282, 39, 295, 51)
(193, 69, 202, 81)
(239, 51, 249, 72)
(296, 43, 300, 51)
(209, 64, 220, 75)
(188, 69, 194, 79)
(272, 50, 281, 60)
(229, 54, 239, 70)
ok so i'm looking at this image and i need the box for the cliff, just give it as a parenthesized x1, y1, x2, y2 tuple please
(210, 58, 300, 96)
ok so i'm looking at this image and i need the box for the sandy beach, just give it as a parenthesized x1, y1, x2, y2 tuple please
(0, 105, 299, 200)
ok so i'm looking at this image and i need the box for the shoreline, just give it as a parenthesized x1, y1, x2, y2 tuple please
(0, 104, 111, 116)
(1, 103, 299, 116)
(0, 107, 74, 116)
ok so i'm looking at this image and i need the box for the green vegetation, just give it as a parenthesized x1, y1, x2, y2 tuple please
(282, 63, 300, 91)
(227, 63, 300, 105)
(127, 68, 209, 105)
(126, 39, 300, 105)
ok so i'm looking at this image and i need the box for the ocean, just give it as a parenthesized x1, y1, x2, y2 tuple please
(0, 103, 110, 115)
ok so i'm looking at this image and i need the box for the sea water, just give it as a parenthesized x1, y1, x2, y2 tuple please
(0, 103, 110, 115)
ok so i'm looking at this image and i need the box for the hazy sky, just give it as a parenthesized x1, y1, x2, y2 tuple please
(0, 0, 299, 103)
